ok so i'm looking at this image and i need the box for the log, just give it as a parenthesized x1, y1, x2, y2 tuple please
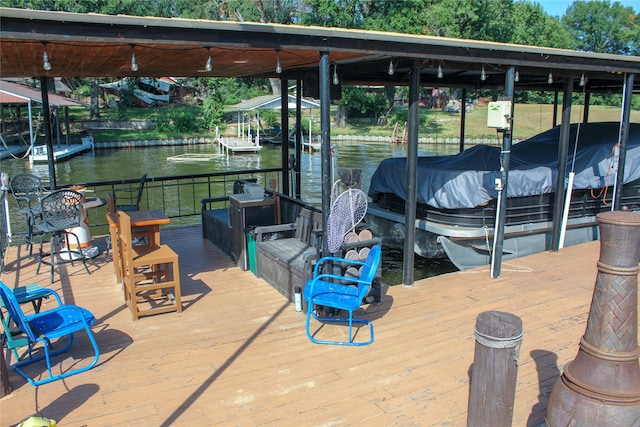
(467, 310, 523, 427)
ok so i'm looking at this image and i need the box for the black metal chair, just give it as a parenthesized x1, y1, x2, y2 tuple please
(113, 174, 147, 212)
(9, 173, 45, 256)
(34, 189, 90, 283)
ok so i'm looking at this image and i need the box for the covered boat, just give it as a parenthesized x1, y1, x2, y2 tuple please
(366, 122, 640, 269)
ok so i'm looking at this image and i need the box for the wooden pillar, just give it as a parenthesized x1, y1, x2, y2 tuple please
(467, 311, 523, 427)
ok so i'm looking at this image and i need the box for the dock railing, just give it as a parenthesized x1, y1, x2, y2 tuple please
(2, 169, 284, 245)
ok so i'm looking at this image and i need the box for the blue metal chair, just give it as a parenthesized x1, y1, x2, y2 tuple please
(0, 284, 60, 361)
(303, 245, 381, 346)
(0, 281, 99, 386)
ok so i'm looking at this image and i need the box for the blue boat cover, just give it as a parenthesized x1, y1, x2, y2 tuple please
(368, 122, 640, 209)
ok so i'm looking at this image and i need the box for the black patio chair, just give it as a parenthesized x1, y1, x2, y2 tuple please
(9, 173, 45, 256)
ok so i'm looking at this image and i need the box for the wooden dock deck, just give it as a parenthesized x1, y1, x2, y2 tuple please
(0, 224, 632, 426)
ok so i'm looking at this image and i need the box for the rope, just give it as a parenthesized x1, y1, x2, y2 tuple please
(474, 327, 524, 363)
(474, 328, 524, 349)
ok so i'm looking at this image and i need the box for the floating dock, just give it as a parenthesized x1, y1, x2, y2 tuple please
(216, 136, 262, 154)
(0, 145, 28, 160)
(302, 139, 321, 152)
(30, 136, 94, 163)
(167, 153, 224, 162)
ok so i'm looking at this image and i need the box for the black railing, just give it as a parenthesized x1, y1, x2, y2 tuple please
(4, 169, 283, 243)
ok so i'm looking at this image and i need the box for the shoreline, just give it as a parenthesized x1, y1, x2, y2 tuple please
(90, 134, 505, 148)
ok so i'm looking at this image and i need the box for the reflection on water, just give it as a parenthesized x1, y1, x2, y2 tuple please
(382, 245, 457, 285)
(0, 140, 458, 284)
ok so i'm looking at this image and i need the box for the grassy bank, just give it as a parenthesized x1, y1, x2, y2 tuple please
(77, 104, 639, 143)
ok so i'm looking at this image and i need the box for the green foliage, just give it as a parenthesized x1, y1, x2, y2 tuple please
(562, 0, 639, 54)
(511, 1, 572, 48)
(297, 0, 365, 27)
(155, 108, 207, 133)
(202, 94, 225, 131)
(74, 84, 92, 98)
(338, 86, 388, 118)
(259, 110, 280, 128)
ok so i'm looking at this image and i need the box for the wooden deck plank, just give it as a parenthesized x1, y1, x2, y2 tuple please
(1, 224, 636, 427)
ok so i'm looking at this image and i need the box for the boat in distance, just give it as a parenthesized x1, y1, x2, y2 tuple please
(365, 122, 640, 270)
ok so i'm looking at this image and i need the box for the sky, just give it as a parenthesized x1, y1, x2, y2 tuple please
(533, 0, 639, 17)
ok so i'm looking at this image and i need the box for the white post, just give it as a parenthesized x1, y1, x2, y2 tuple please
(558, 172, 575, 249)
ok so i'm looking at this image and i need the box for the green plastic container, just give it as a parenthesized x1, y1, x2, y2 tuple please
(246, 231, 257, 275)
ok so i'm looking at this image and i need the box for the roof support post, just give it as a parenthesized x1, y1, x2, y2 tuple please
(402, 61, 421, 286)
(319, 51, 331, 254)
(40, 76, 57, 189)
(552, 91, 559, 127)
(613, 73, 635, 211)
(459, 88, 467, 153)
(490, 66, 516, 279)
(582, 92, 590, 123)
(280, 77, 290, 197)
(64, 106, 70, 145)
(550, 77, 574, 252)
(294, 80, 302, 199)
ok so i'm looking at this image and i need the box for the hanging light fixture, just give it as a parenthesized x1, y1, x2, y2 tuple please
(514, 68, 520, 82)
(579, 72, 586, 86)
(333, 63, 339, 85)
(480, 65, 486, 81)
(547, 70, 553, 84)
(388, 59, 395, 76)
(205, 48, 212, 72)
(437, 63, 443, 79)
(42, 43, 51, 71)
(130, 46, 138, 72)
(275, 50, 282, 74)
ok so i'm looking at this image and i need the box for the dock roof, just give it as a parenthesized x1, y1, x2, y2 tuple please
(1, 7, 639, 93)
(0, 79, 83, 106)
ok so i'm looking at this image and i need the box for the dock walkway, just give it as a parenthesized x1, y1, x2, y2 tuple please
(0, 225, 630, 426)
(30, 136, 94, 162)
(216, 135, 262, 154)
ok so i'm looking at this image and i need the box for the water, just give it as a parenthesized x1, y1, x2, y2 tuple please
(0, 140, 459, 284)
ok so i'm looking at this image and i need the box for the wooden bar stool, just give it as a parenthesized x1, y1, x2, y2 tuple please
(117, 211, 181, 320)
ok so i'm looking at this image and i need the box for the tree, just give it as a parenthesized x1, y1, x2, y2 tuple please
(511, 1, 572, 49)
(562, 0, 639, 54)
(297, 0, 364, 28)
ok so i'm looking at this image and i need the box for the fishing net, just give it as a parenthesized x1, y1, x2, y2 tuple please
(326, 187, 368, 253)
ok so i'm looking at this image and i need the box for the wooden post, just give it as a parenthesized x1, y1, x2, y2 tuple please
(467, 311, 523, 427)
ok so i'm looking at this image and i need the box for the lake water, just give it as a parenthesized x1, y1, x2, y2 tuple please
(0, 140, 459, 283)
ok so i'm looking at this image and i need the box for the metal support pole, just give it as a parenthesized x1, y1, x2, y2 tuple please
(582, 92, 590, 123)
(613, 73, 635, 211)
(295, 80, 302, 199)
(40, 76, 57, 189)
(280, 77, 290, 197)
(552, 91, 559, 127)
(490, 66, 515, 279)
(459, 88, 467, 153)
(319, 51, 331, 255)
(402, 62, 420, 286)
(550, 78, 573, 251)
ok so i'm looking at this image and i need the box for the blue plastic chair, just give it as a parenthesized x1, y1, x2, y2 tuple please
(0, 284, 60, 361)
(0, 281, 99, 386)
(303, 245, 381, 346)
